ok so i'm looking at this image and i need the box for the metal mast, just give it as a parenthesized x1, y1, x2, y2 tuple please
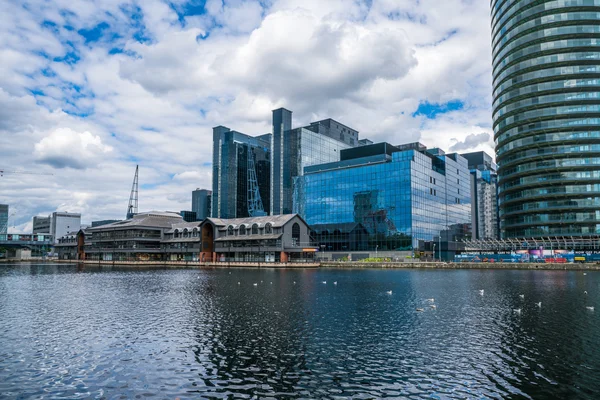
(247, 151, 266, 217)
(126, 165, 139, 219)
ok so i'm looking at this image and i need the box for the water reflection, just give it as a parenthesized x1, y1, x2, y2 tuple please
(0, 264, 598, 398)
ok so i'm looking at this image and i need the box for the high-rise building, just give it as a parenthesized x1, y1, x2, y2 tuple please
(461, 151, 499, 240)
(33, 216, 51, 234)
(0, 204, 8, 234)
(192, 189, 211, 220)
(294, 142, 471, 260)
(50, 212, 81, 243)
(212, 127, 271, 219)
(492, 2, 600, 237)
(270, 108, 356, 215)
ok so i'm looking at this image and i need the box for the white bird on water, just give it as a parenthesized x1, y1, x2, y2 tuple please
(333, 281, 338, 285)
(479, 290, 484, 295)
(253, 283, 258, 286)
(237, 282, 240, 285)
(426, 298, 435, 303)
(584, 273, 587, 276)
(293, 281, 296, 284)
(322, 281, 327, 284)
(519, 294, 525, 299)
(585, 291, 588, 295)
(513, 308, 522, 314)
(416, 308, 424, 312)
(430, 304, 437, 310)
(587, 306, 595, 311)
(536, 302, 542, 307)
(386, 290, 392, 295)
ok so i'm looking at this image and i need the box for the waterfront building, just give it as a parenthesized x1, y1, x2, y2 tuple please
(161, 221, 202, 261)
(85, 211, 183, 261)
(192, 189, 211, 220)
(294, 142, 471, 260)
(55, 229, 87, 260)
(33, 216, 51, 234)
(49, 212, 81, 243)
(211, 127, 271, 219)
(0, 204, 7, 235)
(461, 151, 499, 240)
(179, 210, 197, 222)
(201, 214, 316, 263)
(492, 1, 600, 237)
(270, 108, 356, 215)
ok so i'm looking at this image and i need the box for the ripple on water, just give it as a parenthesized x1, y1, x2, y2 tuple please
(0, 266, 599, 398)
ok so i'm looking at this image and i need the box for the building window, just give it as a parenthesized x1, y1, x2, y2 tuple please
(239, 225, 246, 235)
(265, 223, 272, 234)
(292, 223, 300, 244)
(252, 223, 259, 235)
(227, 225, 234, 236)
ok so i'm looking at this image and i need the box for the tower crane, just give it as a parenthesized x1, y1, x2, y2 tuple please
(0, 169, 54, 177)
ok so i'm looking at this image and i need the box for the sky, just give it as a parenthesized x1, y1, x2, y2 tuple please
(0, 0, 494, 232)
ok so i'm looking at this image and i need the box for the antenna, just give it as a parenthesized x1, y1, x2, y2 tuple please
(126, 165, 139, 219)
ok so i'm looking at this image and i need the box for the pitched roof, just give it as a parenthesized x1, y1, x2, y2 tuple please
(86, 211, 183, 231)
(206, 214, 299, 229)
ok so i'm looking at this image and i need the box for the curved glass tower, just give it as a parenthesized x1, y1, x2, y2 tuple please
(492, 0, 600, 238)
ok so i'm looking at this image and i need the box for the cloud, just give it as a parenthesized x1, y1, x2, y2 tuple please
(34, 128, 113, 169)
(0, 0, 494, 229)
(449, 132, 491, 152)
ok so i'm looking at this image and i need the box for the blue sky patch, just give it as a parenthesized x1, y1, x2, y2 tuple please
(412, 100, 464, 119)
(78, 22, 110, 44)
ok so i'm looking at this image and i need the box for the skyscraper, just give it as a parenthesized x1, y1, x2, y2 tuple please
(0, 204, 8, 234)
(461, 151, 499, 240)
(270, 108, 356, 215)
(211, 127, 271, 219)
(191, 189, 211, 220)
(492, 2, 600, 237)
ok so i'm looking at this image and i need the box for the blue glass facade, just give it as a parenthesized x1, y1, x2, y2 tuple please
(212, 127, 271, 219)
(0, 204, 7, 235)
(294, 144, 471, 258)
(271, 109, 354, 215)
(492, 0, 600, 237)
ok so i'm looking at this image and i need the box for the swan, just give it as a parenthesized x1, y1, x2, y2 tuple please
(587, 306, 595, 311)
(333, 281, 338, 285)
(519, 294, 525, 299)
(426, 298, 435, 303)
(513, 308, 522, 314)
(536, 302, 541, 307)
(386, 290, 392, 295)
(322, 281, 327, 284)
(585, 291, 588, 295)
(479, 290, 484, 295)
(416, 308, 424, 312)
(430, 305, 437, 309)
(253, 283, 258, 286)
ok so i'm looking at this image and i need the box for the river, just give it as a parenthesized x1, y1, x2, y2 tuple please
(0, 263, 598, 398)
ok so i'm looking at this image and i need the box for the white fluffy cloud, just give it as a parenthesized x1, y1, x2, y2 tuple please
(34, 128, 113, 169)
(0, 0, 494, 230)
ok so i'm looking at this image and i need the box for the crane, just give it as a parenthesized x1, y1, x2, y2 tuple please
(0, 169, 54, 177)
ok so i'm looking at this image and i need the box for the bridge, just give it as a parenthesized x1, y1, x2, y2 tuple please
(0, 234, 54, 258)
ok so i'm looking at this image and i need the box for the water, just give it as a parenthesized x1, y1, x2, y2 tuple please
(0, 264, 599, 399)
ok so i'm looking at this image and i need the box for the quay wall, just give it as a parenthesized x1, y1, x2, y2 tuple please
(320, 261, 600, 270)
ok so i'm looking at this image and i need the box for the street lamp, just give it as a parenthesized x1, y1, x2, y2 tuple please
(433, 243, 436, 262)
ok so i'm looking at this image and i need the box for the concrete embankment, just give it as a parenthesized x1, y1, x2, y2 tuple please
(320, 261, 600, 270)
(51, 259, 319, 268)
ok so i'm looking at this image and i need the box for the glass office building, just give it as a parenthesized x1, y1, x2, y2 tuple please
(271, 108, 356, 215)
(212, 127, 271, 219)
(492, 1, 600, 237)
(0, 204, 8, 235)
(294, 143, 471, 259)
(192, 188, 211, 220)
